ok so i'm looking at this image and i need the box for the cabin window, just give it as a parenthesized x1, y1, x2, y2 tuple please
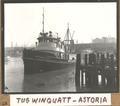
(47, 39, 49, 43)
(49, 39, 53, 42)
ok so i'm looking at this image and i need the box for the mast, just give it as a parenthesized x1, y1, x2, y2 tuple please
(42, 8, 44, 33)
(66, 23, 70, 44)
(64, 23, 71, 44)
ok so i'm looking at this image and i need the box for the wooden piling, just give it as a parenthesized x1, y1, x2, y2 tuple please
(75, 52, 118, 92)
(75, 54, 81, 92)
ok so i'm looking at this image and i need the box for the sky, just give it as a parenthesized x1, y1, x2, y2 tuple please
(4, 3, 117, 47)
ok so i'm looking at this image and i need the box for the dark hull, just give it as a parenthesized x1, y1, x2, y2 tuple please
(23, 57, 74, 74)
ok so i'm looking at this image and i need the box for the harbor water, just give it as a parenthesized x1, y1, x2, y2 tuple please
(5, 57, 24, 92)
(4, 57, 76, 93)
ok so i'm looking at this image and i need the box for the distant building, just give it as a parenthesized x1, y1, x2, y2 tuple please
(92, 37, 116, 43)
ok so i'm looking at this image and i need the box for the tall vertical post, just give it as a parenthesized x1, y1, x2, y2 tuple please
(100, 53, 105, 66)
(75, 54, 81, 92)
(85, 54, 88, 65)
(110, 54, 116, 91)
(96, 53, 100, 64)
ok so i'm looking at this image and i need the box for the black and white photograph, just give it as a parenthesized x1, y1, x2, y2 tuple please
(4, 2, 118, 93)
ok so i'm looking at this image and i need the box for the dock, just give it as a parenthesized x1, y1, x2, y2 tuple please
(75, 52, 118, 93)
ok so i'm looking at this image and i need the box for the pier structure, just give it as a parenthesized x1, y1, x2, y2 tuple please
(75, 52, 118, 92)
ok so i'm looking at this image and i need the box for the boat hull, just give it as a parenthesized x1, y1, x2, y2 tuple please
(23, 57, 75, 74)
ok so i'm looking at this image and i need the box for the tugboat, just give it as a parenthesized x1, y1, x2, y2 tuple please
(22, 9, 75, 74)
